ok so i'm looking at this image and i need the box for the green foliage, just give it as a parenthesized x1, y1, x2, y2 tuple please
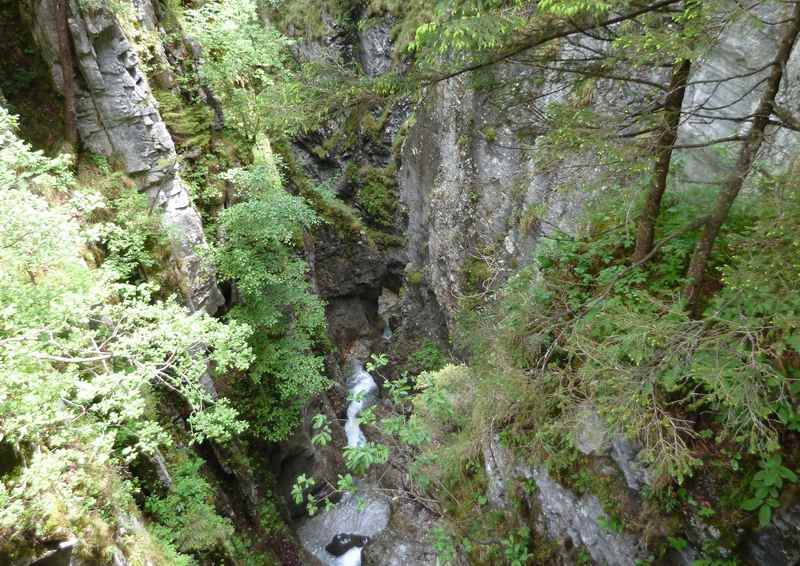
(538, 0, 611, 17)
(463, 256, 492, 293)
(353, 166, 398, 228)
(410, 1, 529, 65)
(502, 527, 532, 566)
(78, 164, 167, 282)
(311, 414, 332, 446)
(77, 0, 132, 17)
(408, 339, 447, 372)
(406, 269, 424, 285)
(366, 352, 389, 373)
(153, 89, 212, 150)
(431, 525, 458, 564)
(740, 455, 798, 527)
(212, 137, 329, 442)
(291, 473, 318, 515)
(442, 167, 800, 519)
(0, 107, 252, 554)
(343, 442, 389, 474)
(146, 459, 234, 555)
(183, 0, 301, 139)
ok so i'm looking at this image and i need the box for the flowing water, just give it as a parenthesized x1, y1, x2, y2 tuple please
(297, 360, 391, 565)
(344, 361, 379, 447)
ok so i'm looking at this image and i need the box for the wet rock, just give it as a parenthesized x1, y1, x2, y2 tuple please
(378, 287, 399, 339)
(28, 539, 76, 566)
(361, 499, 439, 566)
(311, 228, 394, 299)
(326, 295, 384, 353)
(297, 486, 391, 565)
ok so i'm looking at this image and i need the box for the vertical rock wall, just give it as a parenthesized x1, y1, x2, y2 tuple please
(28, 0, 223, 313)
(398, 2, 800, 333)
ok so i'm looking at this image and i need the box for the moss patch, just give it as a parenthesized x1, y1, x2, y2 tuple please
(354, 165, 398, 228)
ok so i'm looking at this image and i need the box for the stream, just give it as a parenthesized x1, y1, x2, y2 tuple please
(297, 360, 391, 565)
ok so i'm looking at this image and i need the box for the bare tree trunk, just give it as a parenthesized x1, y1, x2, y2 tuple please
(55, 0, 78, 148)
(632, 58, 691, 263)
(684, 0, 800, 314)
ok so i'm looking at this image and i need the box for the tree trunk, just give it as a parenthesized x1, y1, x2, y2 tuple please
(684, 0, 800, 314)
(632, 58, 691, 263)
(55, 0, 78, 148)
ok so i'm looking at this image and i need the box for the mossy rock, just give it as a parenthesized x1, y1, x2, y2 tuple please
(152, 89, 212, 149)
(354, 165, 398, 228)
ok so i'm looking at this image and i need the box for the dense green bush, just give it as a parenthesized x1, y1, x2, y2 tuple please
(211, 137, 329, 441)
(456, 176, 800, 496)
(0, 107, 252, 557)
(146, 459, 234, 556)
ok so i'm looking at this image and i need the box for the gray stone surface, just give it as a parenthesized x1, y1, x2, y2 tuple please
(678, 1, 800, 181)
(397, 60, 592, 331)
(746, 500, 800, 566)
(574, 405, 611, 457)
(609, 438, 650, 492)
(483, 434, 649, 565)
(361, 500, 439, 566)
(29, 0, 223, 313)
(531, 468, 647, 566)
(357, 18, 393, 77)
(397, 2, 800, 335)
(573, 404, 651, 491)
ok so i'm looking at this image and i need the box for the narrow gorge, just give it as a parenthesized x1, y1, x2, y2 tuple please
(2, 1, 800, 565)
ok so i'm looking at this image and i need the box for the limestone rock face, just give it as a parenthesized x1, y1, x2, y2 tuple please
(573, 405, 651, 492)
(28, 0, 223, 313)
(397, 2, 800, 333)
(397, 61, 591, 331)
(532, 469, 648, 566)
(482, 435, 650, 566)
(678, 1, 800, 181)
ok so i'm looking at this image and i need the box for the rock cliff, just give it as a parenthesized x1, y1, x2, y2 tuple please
(28, 0, 223, 313)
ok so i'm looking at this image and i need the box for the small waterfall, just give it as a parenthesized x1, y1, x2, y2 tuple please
(344, 361, 379, 447)
(297, 360, 390, 565)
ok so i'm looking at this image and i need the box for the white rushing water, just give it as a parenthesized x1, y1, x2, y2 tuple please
(344, 360, 379, 448)
(333, 547, 364, 566)
(297, 359, 390, 565)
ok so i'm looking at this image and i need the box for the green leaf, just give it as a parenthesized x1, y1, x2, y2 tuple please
(740, 498, 763, 511)
(758, 504, 772, 527)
